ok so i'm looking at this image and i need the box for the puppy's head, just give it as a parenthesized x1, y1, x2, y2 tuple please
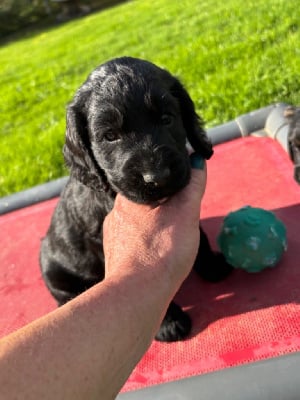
(64, 57, 213, 203)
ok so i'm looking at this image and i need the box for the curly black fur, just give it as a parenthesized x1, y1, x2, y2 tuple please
(40, 57, 232, 342)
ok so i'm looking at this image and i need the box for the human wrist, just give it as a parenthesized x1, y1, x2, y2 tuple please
(105, 256, 181, 303)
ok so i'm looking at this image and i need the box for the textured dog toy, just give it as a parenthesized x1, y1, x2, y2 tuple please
(217, 206, 287, 272)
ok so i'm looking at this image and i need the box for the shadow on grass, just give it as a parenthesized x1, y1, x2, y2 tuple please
(0, 0, 127, 48)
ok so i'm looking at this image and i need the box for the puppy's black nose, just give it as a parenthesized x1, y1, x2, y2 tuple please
(142, 168, 170, 187)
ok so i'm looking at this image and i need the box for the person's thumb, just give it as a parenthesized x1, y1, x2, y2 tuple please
(189, 153, 207, 202)
(169, 154, 207, 216)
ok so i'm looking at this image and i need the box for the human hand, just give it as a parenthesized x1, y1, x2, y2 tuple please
(103, 156, 207, 292)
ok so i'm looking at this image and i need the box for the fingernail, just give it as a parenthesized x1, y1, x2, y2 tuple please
(190, 153, 205, 170)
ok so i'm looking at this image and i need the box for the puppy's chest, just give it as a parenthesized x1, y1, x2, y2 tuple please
(74, 201, 110, 239)
(68, 183, 114, 227)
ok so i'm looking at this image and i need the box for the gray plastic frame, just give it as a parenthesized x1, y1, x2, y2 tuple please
(117, 352, 300, 399)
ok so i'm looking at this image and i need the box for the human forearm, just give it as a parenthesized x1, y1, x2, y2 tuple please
(0, 264, 174, 400)
(0, 164, 206, 400)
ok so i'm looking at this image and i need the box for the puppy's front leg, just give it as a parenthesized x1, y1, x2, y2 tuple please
(194, 227, 233, 282)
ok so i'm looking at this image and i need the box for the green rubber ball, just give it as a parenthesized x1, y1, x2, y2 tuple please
(217, 206, 287, 273)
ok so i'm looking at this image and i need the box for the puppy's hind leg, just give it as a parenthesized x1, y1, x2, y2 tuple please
(194, 227, 233, 282)
(155, 301, 191, 342)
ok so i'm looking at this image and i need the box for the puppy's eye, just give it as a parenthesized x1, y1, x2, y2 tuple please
(161, 114, 174, 126)
(104, 131, 120, 142)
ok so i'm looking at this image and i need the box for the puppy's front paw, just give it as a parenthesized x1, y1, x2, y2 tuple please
(155, 302, 191, 342)
(195, 252, 233, 282)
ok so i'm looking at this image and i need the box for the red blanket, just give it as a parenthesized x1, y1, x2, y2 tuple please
(0, 137, 299, 392)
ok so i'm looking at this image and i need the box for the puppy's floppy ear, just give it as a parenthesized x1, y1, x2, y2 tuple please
(63, 89, 108, 191)
(171, 80, 213, 159)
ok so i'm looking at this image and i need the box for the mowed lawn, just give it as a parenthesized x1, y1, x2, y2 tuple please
(1, 0, 299, 196)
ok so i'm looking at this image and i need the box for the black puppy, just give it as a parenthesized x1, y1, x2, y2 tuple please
(40, 57, 232, 342)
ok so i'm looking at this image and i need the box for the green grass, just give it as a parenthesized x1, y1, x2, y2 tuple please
(1, 0, 300, 196)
